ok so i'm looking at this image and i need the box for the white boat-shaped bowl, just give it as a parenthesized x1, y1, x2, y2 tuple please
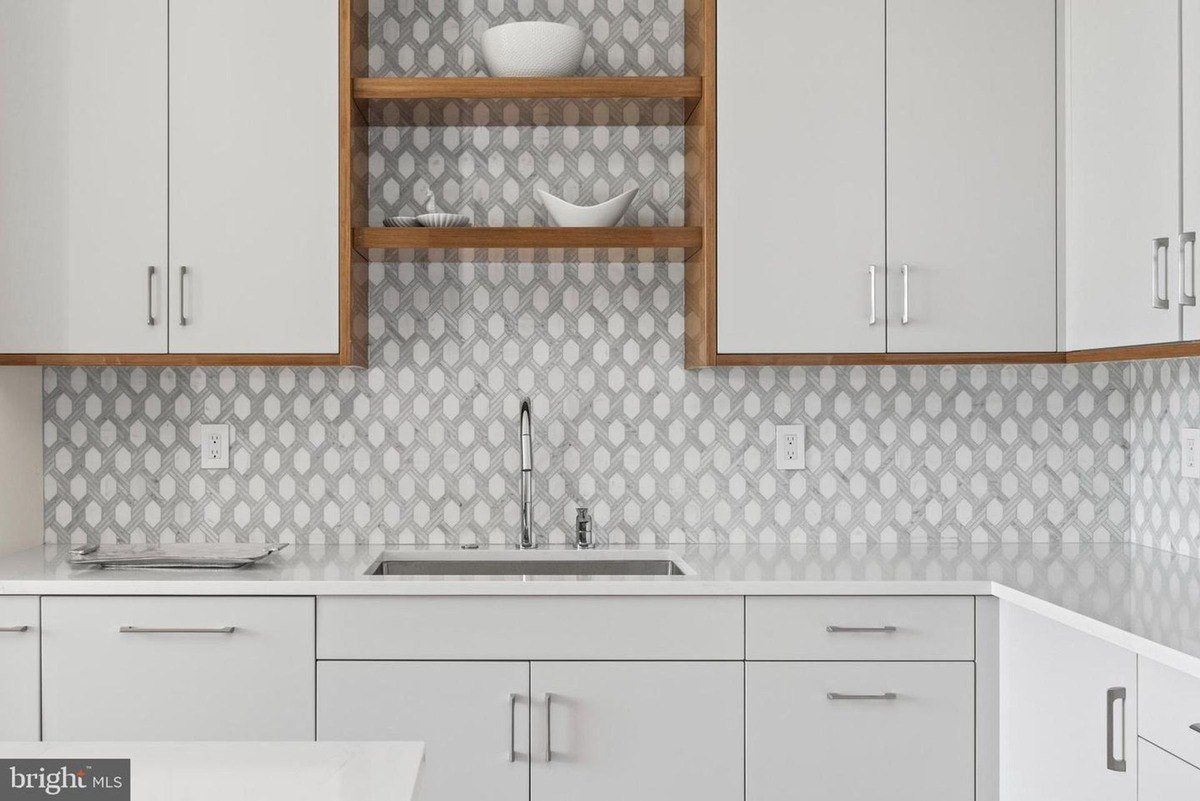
(481, 21, 586, 78)
(537, 188, 637, 227)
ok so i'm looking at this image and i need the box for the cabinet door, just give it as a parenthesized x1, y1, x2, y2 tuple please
(530, 661, 743, 801)
(887, 0, 1056, 352)
(317, 661, 530, 801)
(42, 596, 315, 741)
(999, 603, 1136, 801)
(746, 661, 973, 801)
(1183, 0, 1200, 340)
(0, 0, 167, 354)
(0, 598, 39, 741)
(1140, 739, 1200, 799)
(1066, 0, 1181, 350)
(716, 0, 885, 355)
(168, 0, 339, 354)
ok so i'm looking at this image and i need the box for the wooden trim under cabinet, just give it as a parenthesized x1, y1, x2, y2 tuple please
(1064, 340, 1200, 363)
(713, 352, 1067, 367)
(0, 353, 348, 367)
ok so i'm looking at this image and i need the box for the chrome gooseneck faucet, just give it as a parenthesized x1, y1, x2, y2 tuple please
(519, 397, 536, 549)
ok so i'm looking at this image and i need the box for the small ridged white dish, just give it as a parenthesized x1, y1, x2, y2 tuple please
(382, 216, 420, 228)
(537, 188, 637, 227)
(416, 213, 472, 228)
(481, 21, 586, 78)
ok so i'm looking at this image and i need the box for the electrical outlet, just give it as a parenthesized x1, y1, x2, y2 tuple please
(775, 425, 806, 470)
(200, 423, 230, 470)
(1184, 428, 1200, 479)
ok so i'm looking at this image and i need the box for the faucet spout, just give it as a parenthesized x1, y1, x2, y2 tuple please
(519, 398, 536, 549)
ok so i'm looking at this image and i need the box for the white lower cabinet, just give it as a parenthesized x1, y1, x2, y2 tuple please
(317, 661, 531, 801)
(1139, 738, 1200, 799)
(317, 659, 744, 801)
(999, 603, 1136, 801)
(746, 661, 974, 801)
(530, 661, 744, 801)
(0, 597, 40, 741)
(41, 596, 315, 741)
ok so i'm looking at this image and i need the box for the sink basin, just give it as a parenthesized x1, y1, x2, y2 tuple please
(366, 552, 692, 577)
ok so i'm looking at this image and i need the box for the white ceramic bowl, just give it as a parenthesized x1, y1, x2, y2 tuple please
(538, 188, 637, 227)
(481, 21, 586, 78)
(416, 213, 472, 228)
(381, 216, 420, 228)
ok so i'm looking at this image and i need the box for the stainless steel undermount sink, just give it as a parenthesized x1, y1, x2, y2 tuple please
(365, 551, 693, 577)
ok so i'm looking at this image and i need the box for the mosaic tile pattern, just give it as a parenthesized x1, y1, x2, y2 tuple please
(369, 125, 685, 227)
(42, 259, 1130, 546)
(1128, 358, 1200, 557)
(368, 0, 685, 78)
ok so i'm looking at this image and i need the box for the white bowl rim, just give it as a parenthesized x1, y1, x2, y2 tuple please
(484, 20, 584, 34)
(536, 187, 637, 211)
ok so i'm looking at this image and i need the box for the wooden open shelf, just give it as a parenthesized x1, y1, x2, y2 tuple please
(354, 226, 702, 264)
(353, 76, 702, 126)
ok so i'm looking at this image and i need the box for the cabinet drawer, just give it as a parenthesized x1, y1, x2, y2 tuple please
(1139, 657, 1200, 767)
(0, 597, 40, 741)
(745, 596, 973, 660)
(746, 661, 974, 801)
(318, 596, 743, 660)
(43, 596, 315, 741)
(1140, 738, 1200, 799)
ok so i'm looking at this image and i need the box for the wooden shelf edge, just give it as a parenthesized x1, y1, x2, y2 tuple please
(353, 76, 703, 101)
(354, 226, 703, 250)
(0, 354, 352, 367)
(708, 352, 1068, 367)
(1065, 340, 1200, 363)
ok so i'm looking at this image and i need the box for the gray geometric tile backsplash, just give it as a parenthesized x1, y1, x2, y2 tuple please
(42, 256, 1131, 545)
(1129, 358, 1200, 557)
(368, 0, 684, 78)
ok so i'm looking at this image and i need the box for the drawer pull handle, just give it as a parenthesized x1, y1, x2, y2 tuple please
(508, 694, 517, 763)
(1190, 723, 1200, 735)
(1106, 687, 1127, 772)
(0, 626, 29, 633)
(826, 625, 897, 633)
(828, 692, 898, 701)
(544, 693, 553, 763)
(119, 626, 235, 634)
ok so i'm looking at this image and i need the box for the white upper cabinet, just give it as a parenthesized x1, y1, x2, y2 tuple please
(717, 0, 1055, 356)
(887, 0, 1057, 353)
(1183, 0, 1200, 341)
(0, 0, 168, 354)
(1066, 0, 1181, 351)
(717, 0, 886, 355)
(168, 0, 339, 355)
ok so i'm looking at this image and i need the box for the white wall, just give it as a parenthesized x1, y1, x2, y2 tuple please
(0, 367, 41, 555)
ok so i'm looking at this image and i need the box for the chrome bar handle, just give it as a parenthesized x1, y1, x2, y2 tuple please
(508, 694, 517, 763)
(179, 265, 189, 326)
(827, 692, 898, 701)
(119, 626, 235, 634)
(826, 625, 897, 634)
(1106, 687, 1127, 772)
(544, 693, 553, 763)
(1190, 723, 1200, 735)
(868, 265, 877, 326)
(901, 264, 910, 325)
(147, 266, 156, 326)
(1153, 238, 1170, 310)
(0, 626, 29, 633)
(1182, 232, 1197, 307)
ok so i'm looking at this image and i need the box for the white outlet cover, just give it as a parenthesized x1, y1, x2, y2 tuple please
(1183, 428, 1200, 479)
(200, 423, 230, 470)
(775, 425, 806, 471)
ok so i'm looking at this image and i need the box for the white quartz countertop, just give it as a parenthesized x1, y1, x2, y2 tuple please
(0, 741, 424, 801)
(2, 540, 1199, 676)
